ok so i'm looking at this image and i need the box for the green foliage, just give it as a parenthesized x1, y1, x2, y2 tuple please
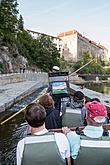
(16, 30, 32, 59)
(16, 31, 60, 71)
(0, 0, 18, 43)
(104, 67, 110, 74)
(34, 35, 60, 71)
(82, 51, 92, 64)
(18, 14, 24, 30)
(74, 51, 105, 74)
(0, 0, 60, 72)
(60, 57, 73, 71)
(99, 60, 106, 67)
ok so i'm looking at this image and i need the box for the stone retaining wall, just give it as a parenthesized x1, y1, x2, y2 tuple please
(0, 73, 48, 112)
(0, 72, 48, 85)
(0, 74, 25, 85)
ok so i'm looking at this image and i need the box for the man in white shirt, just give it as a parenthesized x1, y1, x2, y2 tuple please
(17, 103, 71, 165)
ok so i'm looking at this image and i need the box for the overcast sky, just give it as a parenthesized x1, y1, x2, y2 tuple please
(18, 0, 110, 54)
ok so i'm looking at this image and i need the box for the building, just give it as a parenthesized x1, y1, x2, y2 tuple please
(27, 29, 62, 53)
(27, 29, 108, 64)
(58, 30, 108, 63)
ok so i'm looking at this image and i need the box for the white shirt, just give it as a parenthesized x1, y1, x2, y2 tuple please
(83, 125, 103, 138)
(17, 128, 70, 165)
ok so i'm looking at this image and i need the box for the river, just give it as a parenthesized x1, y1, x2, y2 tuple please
(0, 87, 45, 165)
(0, 83, 110, 164)
(84, 82, 110, 95)
(0, 113, 26, 164)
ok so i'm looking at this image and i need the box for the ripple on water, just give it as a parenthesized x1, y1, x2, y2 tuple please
(0, 87, 46, 164)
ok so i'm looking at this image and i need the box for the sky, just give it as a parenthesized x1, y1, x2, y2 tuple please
(18, 0, 110, 54)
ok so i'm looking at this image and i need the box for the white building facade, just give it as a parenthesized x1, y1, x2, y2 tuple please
(58, 30, 108, 63)
(27, 29, 108, 64)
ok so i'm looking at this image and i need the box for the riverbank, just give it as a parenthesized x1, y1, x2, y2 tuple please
(70, 79, 110, 85)
(0, 73, 48, 113)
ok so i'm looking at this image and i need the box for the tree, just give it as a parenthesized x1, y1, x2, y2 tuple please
(17, 31, 60, 72)
(16, 30, 33, 61)
(82, 51, 92, 64)
(18, 14, 24, 30)
(0, 0, 18, 43)
(59, 57, 73, 71)
(74, 51, 92, 70)
(74, 51, 105, 74)
(34, 35, 60, 71)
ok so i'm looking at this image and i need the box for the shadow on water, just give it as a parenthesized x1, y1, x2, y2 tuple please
(0, 87, 46, 165)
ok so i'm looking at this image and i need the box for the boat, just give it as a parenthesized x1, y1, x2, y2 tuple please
(1, 71, 110, 165)
(47, 72, 110, 164)
(48, 70, 110, 127)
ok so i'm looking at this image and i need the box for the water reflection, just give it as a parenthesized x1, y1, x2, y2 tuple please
(0, 113, 26, 165)
(85, 82, 110, 95)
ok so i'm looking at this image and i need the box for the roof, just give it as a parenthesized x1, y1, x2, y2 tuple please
(58, 29, 108, 51)
(57, 30, 77, 37)
(27, 29, 61, 40)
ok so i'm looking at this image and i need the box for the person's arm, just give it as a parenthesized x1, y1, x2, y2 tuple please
(16, 139, 24, 165)
(67, 157, 71, 165)
(62, 127, 80, 160)
(55, 132, 71, 163)
(81, 107, 86, 123)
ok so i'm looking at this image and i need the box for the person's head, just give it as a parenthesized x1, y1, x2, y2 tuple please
(91, 98, 100, 102)
(73, 91, 85, 102)
(39, 94, 54, 109)
(52, 66, 60, 72)
(25, 103, 46, 128)
(85, 101, 107, 126)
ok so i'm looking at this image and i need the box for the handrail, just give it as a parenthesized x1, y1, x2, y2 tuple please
(49, 124, 110, 132)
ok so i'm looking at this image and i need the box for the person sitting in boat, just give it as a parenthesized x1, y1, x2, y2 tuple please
(70, 91, 85, 109)
(38, 94, 62, 129)
(62, 91, 86, 127)
(87, 98, 110, 123)
(16, 103, 71, 165)
(47, 65, 62, 113)
(62, 101, 109, 165)
(91, 97, 101, 102)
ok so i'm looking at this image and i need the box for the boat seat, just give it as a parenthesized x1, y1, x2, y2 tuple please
(74, 136, 110, 165)
(62, 107, 83, 127)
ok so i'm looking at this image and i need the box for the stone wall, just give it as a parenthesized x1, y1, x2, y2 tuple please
(0, 72, 48, 86)
(0, 44, 28, 74)
(58, 30, 108, 63)
(77, 34, 106, 61)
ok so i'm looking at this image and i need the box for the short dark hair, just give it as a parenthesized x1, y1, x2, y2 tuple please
(91, 98, 100, 102)
(25, 103, 46, 128)
(73, 91, 84, 101)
